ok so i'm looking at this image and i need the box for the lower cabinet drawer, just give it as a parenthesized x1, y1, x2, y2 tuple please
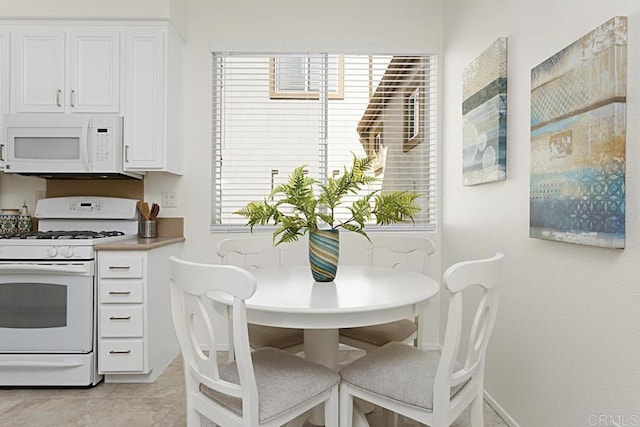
(99, 339, 144, 372)
(100, 306, 144, 337)
(100, 280, 144, 303)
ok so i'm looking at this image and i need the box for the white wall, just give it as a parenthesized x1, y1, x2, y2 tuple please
(442, 1, 640, 425)
(0, 0, 172, 23)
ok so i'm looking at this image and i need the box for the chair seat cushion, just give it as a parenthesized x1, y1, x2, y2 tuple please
(339, 342, 468, 411)
(248, 324, 304, 349)
(200, 347, 340, 422)
(339, 320, 417, 346)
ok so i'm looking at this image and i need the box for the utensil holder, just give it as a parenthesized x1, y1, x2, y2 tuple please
(138, 220, 157, 238)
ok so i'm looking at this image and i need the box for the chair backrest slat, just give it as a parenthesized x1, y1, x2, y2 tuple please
(363, 235, 435, 275)
(433, 253, 503, 414)
(169, 256, 260, 422)
(218, 235, 284, 271)
(217, 236, 288, 359)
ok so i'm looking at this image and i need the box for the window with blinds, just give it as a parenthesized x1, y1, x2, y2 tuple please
(212, 53, 437, 230)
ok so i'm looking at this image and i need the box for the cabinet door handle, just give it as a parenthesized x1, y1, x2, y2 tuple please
(70, 89, 76, 107)
(109, 316, 131, 320)
(109, 350, 131, 355)
(56, 89, 62, 107)
(109, 265, 131, 270)
(124, 145, 129, 162)
(109, 291, 132, 295)
(0, 145, 4, 162)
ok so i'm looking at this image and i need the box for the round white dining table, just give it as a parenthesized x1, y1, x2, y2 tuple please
(244, 264, 440, 426)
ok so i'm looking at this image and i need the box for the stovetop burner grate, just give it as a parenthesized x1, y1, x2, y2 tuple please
(0, 230, 126, 240)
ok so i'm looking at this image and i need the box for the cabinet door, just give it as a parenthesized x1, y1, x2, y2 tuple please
(11, 28, 65, 113)
(123, 28, 164, 170)
(68, 29, 121, 113)
(0, 29, 9, 169)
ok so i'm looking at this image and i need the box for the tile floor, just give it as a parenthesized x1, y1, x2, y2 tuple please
(0, 351, 508, 427)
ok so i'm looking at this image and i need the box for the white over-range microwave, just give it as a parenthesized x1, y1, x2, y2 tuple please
(1, 114, 143, 179)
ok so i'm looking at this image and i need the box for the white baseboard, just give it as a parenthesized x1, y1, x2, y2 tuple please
(484, 390, 520, 427)
(421, 343, 442, 351)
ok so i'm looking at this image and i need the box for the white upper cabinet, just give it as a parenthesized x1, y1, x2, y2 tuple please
(0, 29, 8, 169)
(68, 29, 121, 113)
(11, 27, 120, 113)
(123, 25, 182, 175)
(3, 21, 182, 175)
(11, 28, 64, 112)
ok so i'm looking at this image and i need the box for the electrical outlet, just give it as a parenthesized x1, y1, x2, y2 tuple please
(162, 192, 178, 208)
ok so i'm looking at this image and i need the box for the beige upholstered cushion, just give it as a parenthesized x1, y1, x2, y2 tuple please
(339, 319, 417, 346)
(200, 347, 340, 423)
(339, 342, 468, 411)
(248, 324, 304, 349)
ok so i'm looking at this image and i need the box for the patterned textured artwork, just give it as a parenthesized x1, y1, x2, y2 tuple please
(530, 16, 626, 248)
(462, 37, 507, 185)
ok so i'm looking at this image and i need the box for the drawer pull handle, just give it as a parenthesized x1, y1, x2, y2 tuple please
(109, 316, 131, 320)
(109, 350, 131, 355)
(109, 291, 132, 295)
(109, 266, 131, 270)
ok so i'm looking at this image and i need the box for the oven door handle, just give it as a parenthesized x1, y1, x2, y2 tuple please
(0, 264, 90, 275)
(0, 361, 85, 368)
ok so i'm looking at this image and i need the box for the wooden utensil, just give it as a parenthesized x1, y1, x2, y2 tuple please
(149, 203, 160, 220)
(137, 201, 150, 220)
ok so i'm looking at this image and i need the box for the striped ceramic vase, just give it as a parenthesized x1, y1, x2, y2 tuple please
(308, 229, 339, 282)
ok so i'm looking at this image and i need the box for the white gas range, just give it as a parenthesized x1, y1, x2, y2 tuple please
(0, 196, 139, 387)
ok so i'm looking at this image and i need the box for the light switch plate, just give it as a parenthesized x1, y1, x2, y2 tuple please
(162, 192, 178, 208)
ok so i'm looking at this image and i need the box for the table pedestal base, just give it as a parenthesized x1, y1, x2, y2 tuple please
(305, 329, 338, 425)
(301, 329, 369, 427)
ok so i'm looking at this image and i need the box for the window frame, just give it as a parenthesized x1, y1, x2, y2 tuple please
(212, 53, 437, 232)
(403, 74, 424, 153)
(364, 123, 386, 176)
(269, 55, 345, 100)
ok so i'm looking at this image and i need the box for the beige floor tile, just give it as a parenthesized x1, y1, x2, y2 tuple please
(0, 351, 507, 427)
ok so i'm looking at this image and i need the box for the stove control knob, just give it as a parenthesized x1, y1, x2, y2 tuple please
(47, 247, 58, 258)
(62, 247, 75, 258)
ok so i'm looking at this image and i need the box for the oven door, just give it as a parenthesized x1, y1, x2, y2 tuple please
(0, 261, 94, 353)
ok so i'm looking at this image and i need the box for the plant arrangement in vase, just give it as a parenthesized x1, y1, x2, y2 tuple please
(234, 155, 421, 281)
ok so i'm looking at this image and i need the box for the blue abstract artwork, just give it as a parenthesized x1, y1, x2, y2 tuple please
(530, 16, 626, 248)
(462, 37, 507, 186)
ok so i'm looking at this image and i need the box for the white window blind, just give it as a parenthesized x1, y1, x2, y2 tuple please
(212, 53, 437, 230)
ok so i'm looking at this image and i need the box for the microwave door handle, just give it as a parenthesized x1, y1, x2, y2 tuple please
(81, 118, 91, 170)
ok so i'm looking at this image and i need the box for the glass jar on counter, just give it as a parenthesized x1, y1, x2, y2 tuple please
(0, 209, 20, 235)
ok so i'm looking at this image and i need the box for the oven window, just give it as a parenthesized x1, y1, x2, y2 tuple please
(0, 283, 67, 328)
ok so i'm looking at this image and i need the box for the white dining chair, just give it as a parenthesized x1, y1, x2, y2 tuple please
(339, 235, 436, 352)
(339, 253, 504, 427)
(169, 256, 340, 427)
(217, 236, 304, 356)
